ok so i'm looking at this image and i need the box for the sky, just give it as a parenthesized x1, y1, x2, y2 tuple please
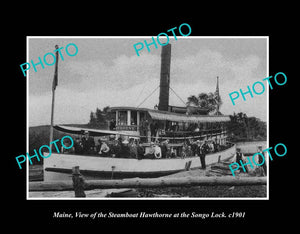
(28, 37, 268, 126)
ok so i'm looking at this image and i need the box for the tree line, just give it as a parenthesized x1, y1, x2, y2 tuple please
(88, 106, 112, 129)
(227, 112, 266, 141)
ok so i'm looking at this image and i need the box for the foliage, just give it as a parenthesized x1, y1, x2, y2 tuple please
(88, 106, 112, 129)
(227, 112, 267, 141)
(186, 92, 222, 114)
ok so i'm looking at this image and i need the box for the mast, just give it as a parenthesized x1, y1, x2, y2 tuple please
(49, 45, 59, 145)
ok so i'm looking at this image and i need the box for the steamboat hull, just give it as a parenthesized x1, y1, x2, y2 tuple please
(44, 144, 236, 181)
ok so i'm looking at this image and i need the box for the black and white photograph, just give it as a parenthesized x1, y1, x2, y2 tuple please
(27, 36, 268, 199)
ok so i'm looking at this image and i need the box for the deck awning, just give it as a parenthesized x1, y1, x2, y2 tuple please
(147, 110, 230, 123)
(53, 125, 138, 137)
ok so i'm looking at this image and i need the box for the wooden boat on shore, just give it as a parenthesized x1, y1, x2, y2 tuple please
(44, 143, 235, 181)
(44, 43, 235, 181)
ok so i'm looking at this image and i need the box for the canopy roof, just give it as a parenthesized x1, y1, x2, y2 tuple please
(148, 110, 229, 123)
(53, 125, 138, 137)
(109, 107, 230, 123)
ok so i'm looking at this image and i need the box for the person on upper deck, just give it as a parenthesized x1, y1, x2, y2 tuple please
(140, 119, 149, 143)
(109, 118, 116, 130)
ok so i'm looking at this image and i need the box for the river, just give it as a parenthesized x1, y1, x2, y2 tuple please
(235, 141, 267, 155)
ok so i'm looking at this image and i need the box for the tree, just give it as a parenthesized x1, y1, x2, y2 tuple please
(88, 106, 111, 129)
(89, 112, 97, 126)
(95, 108, 105, 123)
(187, 92, 222, 115)
(227, 112, 266, 141)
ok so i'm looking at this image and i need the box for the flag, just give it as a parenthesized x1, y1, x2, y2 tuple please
(52, 45, 59, 91)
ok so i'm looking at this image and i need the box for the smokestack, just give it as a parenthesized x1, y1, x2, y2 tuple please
(158, 44, 171, 111)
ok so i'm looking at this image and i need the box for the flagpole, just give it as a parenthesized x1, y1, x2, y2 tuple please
(50, 45, 59, 145)
(50, 88, 55, 145)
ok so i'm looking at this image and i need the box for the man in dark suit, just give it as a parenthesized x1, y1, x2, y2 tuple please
(160, 140, 169, 158)
(235, 148, 248, 173)
(257, 146, 267, 175)
(196, 140, 208, 169)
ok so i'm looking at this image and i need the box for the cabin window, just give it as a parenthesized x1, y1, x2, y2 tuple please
(131, 111, 137, 125)
(118, 111, 127, 125)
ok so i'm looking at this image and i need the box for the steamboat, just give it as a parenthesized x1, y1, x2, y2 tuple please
(44, 44, 235, 181)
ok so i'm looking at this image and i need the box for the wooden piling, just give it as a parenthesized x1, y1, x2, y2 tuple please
(72, 166, 86, 197)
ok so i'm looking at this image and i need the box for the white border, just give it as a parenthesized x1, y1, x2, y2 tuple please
(26, 36, 269, 200)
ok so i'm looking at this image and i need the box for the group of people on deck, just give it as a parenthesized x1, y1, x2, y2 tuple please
(62, 131, 221, 167)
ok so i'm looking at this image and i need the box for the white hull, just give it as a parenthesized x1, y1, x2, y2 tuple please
(44, 144, 236, 181)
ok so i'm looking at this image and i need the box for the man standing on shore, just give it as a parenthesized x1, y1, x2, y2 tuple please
(196, 140, 209, 169)
(234, 148, 248, 173)
(256, 146, 267, 176)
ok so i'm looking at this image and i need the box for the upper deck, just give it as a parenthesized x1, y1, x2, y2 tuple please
(109, 106, 229, 126)
(109, 106, 230, 144)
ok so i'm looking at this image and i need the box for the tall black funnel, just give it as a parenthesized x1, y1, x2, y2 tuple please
(158, 44, 171, 111)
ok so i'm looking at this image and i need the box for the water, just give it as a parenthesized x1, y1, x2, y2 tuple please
(236, 141, 267, 155)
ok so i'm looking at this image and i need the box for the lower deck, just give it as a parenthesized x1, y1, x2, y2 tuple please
(44, 143, 236, 181)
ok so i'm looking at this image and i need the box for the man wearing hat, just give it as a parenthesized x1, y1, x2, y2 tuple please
(120, 139, 131, 158)
(82, 131, 95, 155)
(256, 146, 267, 175)
(160, 140, 169, 158)
(190, 139, 197, 156)
(144, 142, 156, 159)
(196, 140, 206, 169)
(235, 148, 248, 173)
